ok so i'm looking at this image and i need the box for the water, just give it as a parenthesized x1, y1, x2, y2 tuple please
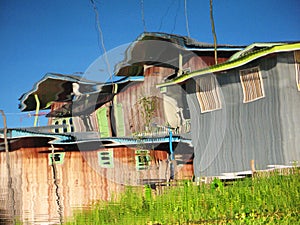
(0, 146, 193, 224)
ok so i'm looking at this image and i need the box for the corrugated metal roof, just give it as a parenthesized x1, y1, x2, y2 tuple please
(228, 42, 286, 61)
(115, 32, 245, 76)
(19, 73, 144, 113)
(138, 32, 245, 50)
(0, 128, 75, 144)
(18, 73, 102, 111)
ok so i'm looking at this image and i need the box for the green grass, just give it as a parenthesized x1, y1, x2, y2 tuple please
(65, 171, 300, 225)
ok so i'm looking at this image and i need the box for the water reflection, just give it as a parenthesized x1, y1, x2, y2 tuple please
(0, 146, 193, 224)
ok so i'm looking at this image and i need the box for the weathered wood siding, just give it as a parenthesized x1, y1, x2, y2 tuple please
(187, 52, 300, 176)
(47, 54, 232, 137)
(183, 55, 228, 72)
(116, 66, 175, 135)
(0, 145, 194, 223)
(115, 55, 227, 136)
(0, 148, 123, 224)
(48, 101, 100, 133)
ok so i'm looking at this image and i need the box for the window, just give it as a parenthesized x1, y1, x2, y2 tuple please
(160, 86, 167, 93)
(115, 103, 125, 137)
(96, 107, 110, 137)
(69, 118, 75, 132)
(135, 149, 150, 170)
(52, 117, 75, 133)
(48, 153, 65, 165)
(98, 150, 114, 168)
(196, 75, 222, 113)
(294, 51, 300, 91)
(62, 119, 67, 133)
(54, 121, 59, 133)
(240, 67, 265, 103)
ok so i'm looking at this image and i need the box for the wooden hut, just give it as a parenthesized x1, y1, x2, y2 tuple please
(0, 32, 247, 223)
(18, 32, 243, 139)
(0, 130, 193, 223)
(158, 42, 300, 177)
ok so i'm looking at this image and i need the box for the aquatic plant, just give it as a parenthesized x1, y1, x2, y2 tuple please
(65, 170, 300, 224)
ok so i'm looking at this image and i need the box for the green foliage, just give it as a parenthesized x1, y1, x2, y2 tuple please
(210, 178, 224, 191)
(138, 96, 158, 131)
(64, 172, 300, 225)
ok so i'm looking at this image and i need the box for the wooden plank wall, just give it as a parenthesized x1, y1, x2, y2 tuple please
(0, 145, 194, 223)
(116, 66, 175, 135)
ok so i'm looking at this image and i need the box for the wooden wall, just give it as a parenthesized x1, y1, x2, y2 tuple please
(47, 54, 232, 137)
(48, 101, 99, 133)
(0, 144, 194, 223)
(116, 66, 175, 135)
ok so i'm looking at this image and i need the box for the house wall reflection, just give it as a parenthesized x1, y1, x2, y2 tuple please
(0, 146, 193, 224)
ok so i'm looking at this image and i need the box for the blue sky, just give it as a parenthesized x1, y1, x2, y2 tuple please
(0, 0, 299, 128)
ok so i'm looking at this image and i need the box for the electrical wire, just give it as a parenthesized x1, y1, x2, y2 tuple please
(140, 0, 147, 32)
(90, 0, 113, 82)
(184, 0, 190, 37)
(171, 0, 180, 34)
(158, 0, 177, 31)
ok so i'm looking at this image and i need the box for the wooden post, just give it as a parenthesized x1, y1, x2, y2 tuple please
(0, 110, 9, 154)
(0, 110, 15, 224)
(50, 144, 63, 224)
(210, 0, 218, 65)
(34, 94, 40, 127)
(251, 159, 256, 174)
(178, 53, 183, 76)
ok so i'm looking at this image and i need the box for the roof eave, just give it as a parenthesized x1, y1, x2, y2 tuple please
(157, 42, 300, 88)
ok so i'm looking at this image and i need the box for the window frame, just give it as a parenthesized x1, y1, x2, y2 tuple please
(135, 149, 150, 170)
(52, 117, 75, 133)
(239, 66, 265, 103)
(196, 75, 222, 113)
(98, 150, 114, 168)
(48, 152, 65, 165)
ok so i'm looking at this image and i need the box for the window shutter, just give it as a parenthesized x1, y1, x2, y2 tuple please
(196, 75, 222, 113)
(240, 67, 265, 103)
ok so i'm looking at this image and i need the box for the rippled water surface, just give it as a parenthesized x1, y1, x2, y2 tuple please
(0, 146, 193, 224)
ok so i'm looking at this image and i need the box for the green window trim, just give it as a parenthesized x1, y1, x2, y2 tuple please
(135, 149, 151, 170)
(115, 103, 125, 137)
(96, 107, 110, 137)
(160, 86, 167, 93)
(48, 152, 65, 165)
(98, 150, 114, 168)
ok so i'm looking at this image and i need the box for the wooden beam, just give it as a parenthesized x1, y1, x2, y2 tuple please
(34, 94, 40, 127)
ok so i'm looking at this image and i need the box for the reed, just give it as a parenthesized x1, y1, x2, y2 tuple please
(65, 170, 300, 225)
